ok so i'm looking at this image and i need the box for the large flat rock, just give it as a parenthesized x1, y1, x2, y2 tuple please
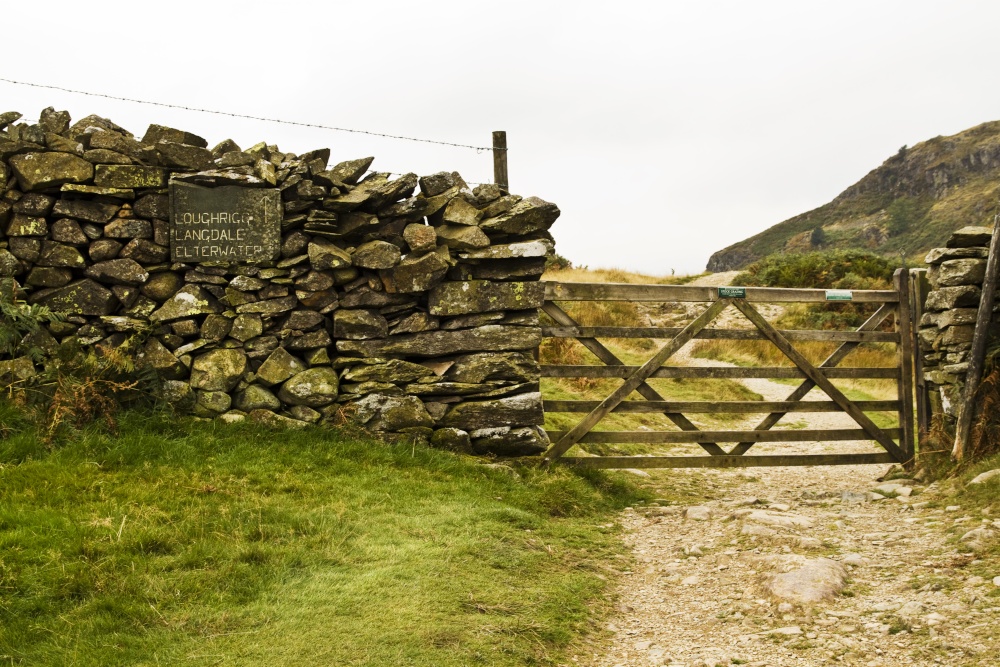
(336, 325, 541, 358)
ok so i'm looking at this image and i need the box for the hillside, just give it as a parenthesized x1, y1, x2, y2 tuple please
(707, 120, 1000, 271)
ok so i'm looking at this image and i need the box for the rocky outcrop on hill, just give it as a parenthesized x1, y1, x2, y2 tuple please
(708, 121, 1000, 271)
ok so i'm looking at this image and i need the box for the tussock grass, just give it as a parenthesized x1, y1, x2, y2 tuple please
(0, 407, 649, 666)
(690, 338, 897, 369)
(689, 335, 900, 402)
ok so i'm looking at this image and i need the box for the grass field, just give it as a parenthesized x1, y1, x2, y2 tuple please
(0, 404, 661, 667)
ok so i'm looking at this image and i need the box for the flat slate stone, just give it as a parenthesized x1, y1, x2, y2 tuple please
(170, 182, 282, 263)
(459, 239, 553, 260)
(307, 238, 352, 270)
(150, 285, 223, 322)
(157, 141, 214, 171)
(438, 392, 544, 430)
(341, 359, 435, 384)
(52, 199, 120, 223)
(935, 258, 987, 287)
(143, 124, 208, 148)
(10, 152, 94, 191)
(479, 196, 560, 235)
(37, 241, 86, 268)
(6, 214, 47, 237)
(60, 184, 135, 200)
(434, 224, 490, 250)
(470, 425, 548, 456)
(924, 285, 981, 311)
(94, 165, 166, 188)
(925, 246, 988, 265)
(947, 226, 992, 248)
(446, 352, 538, 384)
(454, 258, 547, 281)
(84, 259, 150, 286)
(26, 267, 73, 288)
(336, 325, 541, 358)
(352, 240, 401, 269)
(428, 280, 545, 316)
(380, 250, 451, 293)
(30, 278, 116, 316)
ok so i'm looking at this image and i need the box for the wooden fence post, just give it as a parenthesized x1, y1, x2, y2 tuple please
(953, 223, 1000, 461)
(493, 131, 508, 194)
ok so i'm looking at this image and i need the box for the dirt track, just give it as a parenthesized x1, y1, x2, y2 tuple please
(581, 275, 1000, 667)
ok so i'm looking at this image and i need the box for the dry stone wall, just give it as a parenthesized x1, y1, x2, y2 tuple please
(918, 225, 995, 417)
(0, 107, 558, 455)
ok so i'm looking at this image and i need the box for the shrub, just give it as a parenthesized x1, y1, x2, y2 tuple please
(734, 249, 895, 289)
(734, 250, 897, 330)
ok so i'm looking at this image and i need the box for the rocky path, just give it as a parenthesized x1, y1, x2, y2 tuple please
(580, 277, 1000, 666)
(586, 462, 1000, 667)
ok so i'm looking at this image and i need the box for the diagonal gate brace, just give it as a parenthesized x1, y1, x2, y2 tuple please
(728, 303, 896, 455)
(544, 298, 731, 461)
(541, 302, 727, 455)
(730, 299, 907, 462)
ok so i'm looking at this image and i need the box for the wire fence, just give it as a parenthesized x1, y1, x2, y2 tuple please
(0, 77, 502, 153)
(2, 78, 506, 187)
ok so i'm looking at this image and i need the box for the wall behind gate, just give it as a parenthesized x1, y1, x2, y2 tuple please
(918, 225, 997, 421)
(0, 107, 559, 455)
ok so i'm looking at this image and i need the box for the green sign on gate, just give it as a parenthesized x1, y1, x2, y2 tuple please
(718, 286, 747, 298)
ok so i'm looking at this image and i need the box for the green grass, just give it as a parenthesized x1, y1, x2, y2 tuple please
(0, 405, 650, 666)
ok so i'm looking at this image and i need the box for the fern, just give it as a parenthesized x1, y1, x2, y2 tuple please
(0, 284, 65, 364)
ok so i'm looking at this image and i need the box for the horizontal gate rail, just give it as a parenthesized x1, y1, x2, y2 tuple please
(542, 365, 899, 379)
(558, 453, 898, 469)
(543, 400, 900, 413)
(542, 326, 899, 342)
(546, 428, 904, 444)
(546, 282, 899, 303)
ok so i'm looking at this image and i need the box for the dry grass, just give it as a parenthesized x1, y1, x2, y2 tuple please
(543, 266, 702, 285)
(689, 338, 899, 399)
(690, 338, 897, 368)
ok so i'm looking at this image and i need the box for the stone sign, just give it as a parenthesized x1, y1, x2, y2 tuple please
(170, 182, 281, 262)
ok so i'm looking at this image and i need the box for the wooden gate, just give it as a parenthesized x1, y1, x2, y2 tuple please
(540, 269, 920, 468)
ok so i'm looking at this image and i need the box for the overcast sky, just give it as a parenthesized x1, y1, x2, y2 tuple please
(5, 0, 1000, 275)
